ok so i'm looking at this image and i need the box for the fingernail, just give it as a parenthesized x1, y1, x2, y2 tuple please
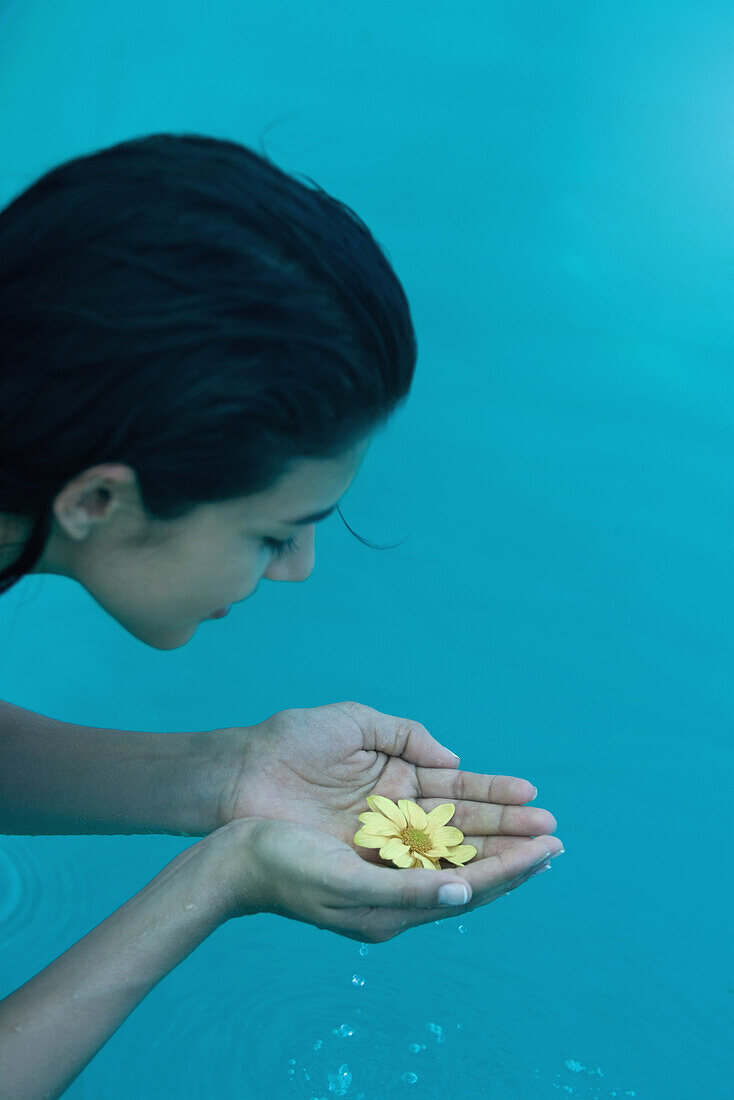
(446, 749, 460, 764)
(530, 862, 551, 877)
(437, 883, 469, 906)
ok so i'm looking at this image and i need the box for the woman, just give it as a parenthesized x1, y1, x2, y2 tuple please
(0, 133, 563, 1099)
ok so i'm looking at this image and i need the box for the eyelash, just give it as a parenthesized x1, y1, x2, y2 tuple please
(263, 534, 299, 559)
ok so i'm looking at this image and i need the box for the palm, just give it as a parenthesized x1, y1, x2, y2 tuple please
(222, 701, 557, 863)
(231, 704, 404, 837)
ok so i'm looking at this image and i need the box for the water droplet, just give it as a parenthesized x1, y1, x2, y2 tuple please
(358, 943, 369, 956)
(401, 1071, 419, 1084)
(351, 974, 365, 987)
(331, 1023, 355, 1039)
(426, 1022, 445, 1043)
(326, 1062, 352, 1095)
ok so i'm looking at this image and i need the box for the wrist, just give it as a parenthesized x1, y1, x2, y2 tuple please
(159, 826, 247, 928)
(161, 727, 249, 837)
(198, 817, 266, 921)
(196, 725, 257, 832)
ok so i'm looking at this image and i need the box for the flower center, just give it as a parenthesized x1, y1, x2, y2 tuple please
(402, 827, 431, 854)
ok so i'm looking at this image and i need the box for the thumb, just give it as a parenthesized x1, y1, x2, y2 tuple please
(341, 858, 472, 910)
(339, 702, 460, 768)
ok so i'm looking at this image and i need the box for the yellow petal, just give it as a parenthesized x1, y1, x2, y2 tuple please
(392, 851, 415, 868)
(366, 795, 407, 829)
(353, 829, 388, 849)
(379, 838, 411, 860)
(425, 803, 456, 830)
(415, 853, 441, 870)
(356, 812, 401, 836)
(424, 845, 451, 859)
(430, 826, 465, 847)
(442, 844, 477, 865)
(398, 799, 428, 829)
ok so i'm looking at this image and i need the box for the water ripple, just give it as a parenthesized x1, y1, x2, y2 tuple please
(0, 838, 46, 945)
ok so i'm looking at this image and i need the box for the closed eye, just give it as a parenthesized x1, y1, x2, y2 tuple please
(262, 534, 299, 559)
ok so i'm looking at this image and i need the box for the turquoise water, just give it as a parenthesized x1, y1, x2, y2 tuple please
(0, 2, 732, 1096)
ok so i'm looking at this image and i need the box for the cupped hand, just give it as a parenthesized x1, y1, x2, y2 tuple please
(213, 814, 559, 943)
(213, 701, 562, 865)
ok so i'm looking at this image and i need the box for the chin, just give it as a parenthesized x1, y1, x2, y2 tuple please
(124, 620, 199, 651)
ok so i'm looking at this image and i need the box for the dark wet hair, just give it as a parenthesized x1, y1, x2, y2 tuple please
(0, 132, 417, 595)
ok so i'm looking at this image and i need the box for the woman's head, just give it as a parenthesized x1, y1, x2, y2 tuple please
(0, 132, 417, 647)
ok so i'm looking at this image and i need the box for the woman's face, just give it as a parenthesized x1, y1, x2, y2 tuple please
(32, 437, 372, 649)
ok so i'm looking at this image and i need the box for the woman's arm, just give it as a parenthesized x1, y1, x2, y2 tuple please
(0, 699, 224, 835)
(0, 699, 559, 865)
(0, 831, 231, 1100)
(0, 815, 559, 1100)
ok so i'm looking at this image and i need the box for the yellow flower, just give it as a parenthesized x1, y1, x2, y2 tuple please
(353, 795, 477, 870)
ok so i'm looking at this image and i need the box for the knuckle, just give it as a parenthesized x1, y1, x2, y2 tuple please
(398, 884, 421, 909)
(407, 718, 428, 737)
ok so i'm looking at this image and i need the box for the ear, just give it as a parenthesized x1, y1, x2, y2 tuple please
(53, 464, 138, 539)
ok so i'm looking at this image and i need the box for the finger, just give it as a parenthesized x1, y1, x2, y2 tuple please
(417, 797, 557, 837)
(341, 836, 561, 937)
(455, 833, 565, 860)
(416, 767, 538, 805)
(329, 851, 474, 910)
(336, 701, 461, 770)
(354, 832, 564, 865)
(458, 836, 561, 902)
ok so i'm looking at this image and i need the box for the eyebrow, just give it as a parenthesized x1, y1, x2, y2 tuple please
(284, 504, 337, 526)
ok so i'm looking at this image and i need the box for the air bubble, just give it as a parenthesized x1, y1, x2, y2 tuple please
(458, 924, 467, 933)
(358, 943, 369, 956)
(351, 974, 365, 987)
(401, 1071, 419, 1084)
